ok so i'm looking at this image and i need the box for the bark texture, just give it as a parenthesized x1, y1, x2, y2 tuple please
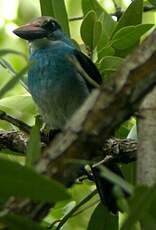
(2, 28, 156, 222)
(137, 87, 156, 185)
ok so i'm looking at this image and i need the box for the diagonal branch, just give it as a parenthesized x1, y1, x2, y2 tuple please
(3, 28, 156, 221)
(39, 28, 156, 184)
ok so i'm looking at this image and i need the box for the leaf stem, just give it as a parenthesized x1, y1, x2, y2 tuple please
(49, 189, 97, 230)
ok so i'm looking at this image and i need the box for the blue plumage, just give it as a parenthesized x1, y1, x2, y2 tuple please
(13, 16, 102, 129)
(28, 41, 89, 128)
(13, 17, 125, 215)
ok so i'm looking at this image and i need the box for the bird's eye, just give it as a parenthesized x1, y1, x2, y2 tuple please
(42, 20, 57, 31)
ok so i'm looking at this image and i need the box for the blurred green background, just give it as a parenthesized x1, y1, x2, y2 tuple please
(0, 1, 156, 229)
(0, 0, 155, 132)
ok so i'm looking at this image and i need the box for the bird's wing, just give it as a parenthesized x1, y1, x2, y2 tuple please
(73, 49, 102, 89)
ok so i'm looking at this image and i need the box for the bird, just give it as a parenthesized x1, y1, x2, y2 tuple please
(13, 16, 126, 214)
(13, 16, 102, 130)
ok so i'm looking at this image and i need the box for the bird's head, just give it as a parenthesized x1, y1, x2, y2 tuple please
(13, 16, 63, 42)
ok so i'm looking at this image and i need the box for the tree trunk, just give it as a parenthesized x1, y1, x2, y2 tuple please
(137, 87, 156, 186)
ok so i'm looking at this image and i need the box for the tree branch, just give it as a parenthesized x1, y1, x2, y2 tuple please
(0, 130, 137, 162)
(68, 6, 156, 22)
(0, 110, 31, 134)
(0, 131, 27, 155)
(39, 28, 156, 184)
(137, 88, 156, 185)
(3, 28, 156, 222)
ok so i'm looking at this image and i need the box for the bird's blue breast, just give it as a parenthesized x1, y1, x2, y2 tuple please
(28, 41, 89, 128)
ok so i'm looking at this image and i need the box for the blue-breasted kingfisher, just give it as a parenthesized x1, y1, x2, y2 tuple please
(13, 16, 102, 129)
(13, 17, 125, 214)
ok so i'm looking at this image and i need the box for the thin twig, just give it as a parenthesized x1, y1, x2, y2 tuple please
(68, 6, 156, 22)
(144, 6, 156, 12)
(111, 0, 122, 19)
(0, 58, 28, 91)
(0, 65, 28, 98)
(69, 16, 83, 21)
(0, 110, 31, 134)
(72, 199, 100, 217)
(0, 58, 16, 76)
(112, 0, 119, 10)
(53, 189, 97, 230)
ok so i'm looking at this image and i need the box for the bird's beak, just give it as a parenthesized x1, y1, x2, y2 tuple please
(13, 23, 47, 40)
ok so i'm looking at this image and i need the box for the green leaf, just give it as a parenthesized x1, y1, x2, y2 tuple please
(111, 24, 153, 50)
(81, 0, 92, 15)
(112, 0, 143, 35)
(0, 158, 69, 202)
(121, 186, 156, 230)
(0, 66, 28, 99)
(0, 49, 26, 59)
(0, 95, 37, 126)
(93, 20, 102, 49)
(51, 0, 70, 36)
(97, 12, 116, 52)
(81, 0, 115, 53)
(114, 186, 130, 213)
(127, 124, 137, 139)
(99, 166, 134, 194)
(0, 214, 44, 230)
(139, 188, 156, 229)
(81, 11, 102, 51)
(115, 119, 135, 139)
(81, 11, 96, 49)
(115, 44, 138, 58)
(81, 0, 105, 17)
(99, 13, 115, 37)
(56, 189, 97, 229)
(98, 46, 115, 60)
(39, 0, 70, 36)
(89, 0, 105, 17)
(39, 0, 54, 17)
(0, 59, 28, 91)
(87, 202, 118, 230)
(140, 214, 156, 230)
(26, 116, 42, 167)
(98, 56, 123, 73)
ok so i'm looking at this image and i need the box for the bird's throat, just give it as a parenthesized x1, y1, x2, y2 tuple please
(29, 38, 53, 53)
